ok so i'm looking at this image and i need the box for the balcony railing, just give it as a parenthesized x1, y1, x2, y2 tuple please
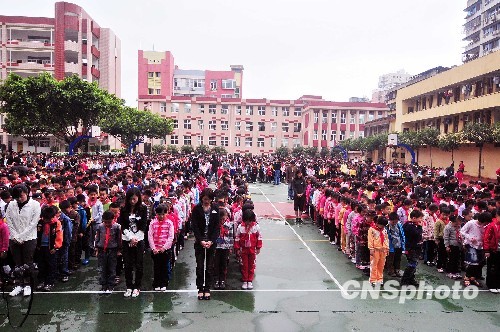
(91, 66, 100, 78)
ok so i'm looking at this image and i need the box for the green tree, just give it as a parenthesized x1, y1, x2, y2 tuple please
(180, 145, 195, 155)
(493, 122, 500, 144)
(152, 144, 166, 154)
(211, 146, 227, 155)
(0, 73, 58, 152)
(417, 127, 440, 168)
(304, 146, 318, 158)
(166, 145, 179, 155)
(275, 146, 290, 159)
(438, 132, 461, 162)
(398, 130, 421, 149)
(320, 147, 330, 158)
(291, 146, 304, 157)
(195, 144, 211, 155)
(461, 122, 494, 178)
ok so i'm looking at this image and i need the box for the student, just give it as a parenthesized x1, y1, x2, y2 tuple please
(36, 206, 63, 292)
(148, 204, 174, 291)
(422, 204, 438, 266)
(401, 209, 424, 287)
(95, 211, 122, 293)
(57, 201, 73, 282)
(214, 208, 235, 290)
(76, 194, 90, 266)
(385, 212, 405, 277)
(234, 209, 262, 290)
(368, 216, 389, 285)
(87, 186, 104, 254)
(63, 198, 80, 272)
(434, 207, 450, 273)
(482, 210, 499, 292)
(443, 215, 462, 280)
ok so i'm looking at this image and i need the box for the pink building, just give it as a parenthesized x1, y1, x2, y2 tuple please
(0, 1, 121, 152)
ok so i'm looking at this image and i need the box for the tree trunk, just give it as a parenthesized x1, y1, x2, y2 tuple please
(478, 145, 483, 179)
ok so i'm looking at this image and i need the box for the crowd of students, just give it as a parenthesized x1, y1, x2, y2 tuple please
(0, 150, 498, 299)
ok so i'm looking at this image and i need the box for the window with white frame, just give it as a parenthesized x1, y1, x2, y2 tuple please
(155, 72, 161, 78)
(359, 112, 365, 124)
(258, 122, 265, 131)
(270, 138, 277, 148)
(148, 88, 154, 95)
(271, 107, 278, 116)
(235, 137, 241, 147)
(368, 111, 374, 121)
(293, 138, 300, 147)
(350, 110, 356, 124)
(245, 137, 252, 147)
(221, 105, 228, 114)
(209, 136, 216, 146)
(330, 130, 336, 141)
(294, 108, 301, 117)
(191, 79, 204, 88)
(340, 111, 346, 124)
(282, 139, 288, 147)
(184, 135, 192, 145)
(198, 120, 204, 129)
(222, 79, 236, 89)
(210, 80, 217, 90)
(183, 119, 191, 129)
(321, 130, 327, 140)
(282, 122, 289, 132)
(221, 121, 229, 131)
(197, 136, 204, 145)
(235, 121, 241, 130)
(172, 119, 178, 129)
(332, 112, 337, 123)
(236, 106, 241, 115)
(156, 89, 161, 95)
(378, 111, 383, 117)
(148, 72, 154, 78)
(358, 131, 364, 138)
(282, 107, 289, 116)
(246, 121, 253, 131)
(313, 130, 318, 140)
(246, 106, 253, 115)
(209, 104, 216, 114)
(199, 104, 205, 113)
(221, 136, 228, 146)
(257, 137, 264, 147)
(349, 131, 354, 139)
(184, 103, 191, 113)
(172, 103, 179, 113)
(293, 123, 301, 132)
(322, 111, 328, 123)
(258, 106, 266, 116)
(271, 122, 277, 131)
(221, 94, 233, 98)
(339, 131, 345, 141)
(209, 120, 216, 130)
(160, 102, 167, 112)
(314, 112, 319, 123)
(170, 135, 178, 144)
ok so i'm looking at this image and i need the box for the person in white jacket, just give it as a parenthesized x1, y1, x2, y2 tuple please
(5, 184, 41, 297)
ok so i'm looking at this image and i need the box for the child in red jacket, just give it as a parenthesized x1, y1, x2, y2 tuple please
(234, 209, 262, 290)
(36, 206, 63, 291)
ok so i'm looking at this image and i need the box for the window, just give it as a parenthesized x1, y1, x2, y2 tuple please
(221, 121, 229, 131)
(272, 107, 278, 116)
(314, 112, 319, 123)
(209, 136, 216, 146)
(197, 136, 204, 145)
(235, 121, 241, 130)
(170, 135, 178, 144)
(235, 137, 241, 147)
(183, 119, 191, 129)
(221, 105, 228, 114)
(322, 112, 328, 123)
(198, 120, 204, 130)
(236, 106, 242, 115)
(378, 111, 383, 117)
(192, 79, 204, 88)
(221, 94, 233, 98)
(358, 131, 364, 138)
(156, 89, 161, 95)
(183, 135, 191, 145)
(282, 139, 288, 147)
(313, 131, 318, 140)
(148, 72, 154, 78)
(155, 72, 161, 78)
(258, 106, 266, 116)
(349, 131, 354, 139)
(368, 111, 374, 121)
(246, 121, 253, 131)
(271, 122, 277, 131)
(172, 120, 178, 129)
(294, 108, 301, 117)
(245, 137, 253, 147)
(148, 88, 154, 95)
(270, 138, 277, 148)
(210, 80, 217, 90)
(222, 79, 236, 89)
(330, 130, 336, 141)
(246, 106, 253, 115)
(160, 102, 167, 112)
(339, 131, 345, 141)
(172, 103, 179, 113)
(282, 122, 289, 132)
(293, 123, 301, 132)
(257, 137, 264, 147)
(184, 103, 191, 113)
(282, 107, 289, 116)
(199, 104, 205, 113)
(350, 111, 356, 124)
(258, 122, 265, 131)
(221, 137, 228, 146)
(340, 111, 346, 124)
(321, 130, 327, 140)
(293, 139, 300, 147)
(209, 120, 216, 130)
(332, 112, 337, 123)
(209, 104, 216, 114)
(358, 112, 365, 124)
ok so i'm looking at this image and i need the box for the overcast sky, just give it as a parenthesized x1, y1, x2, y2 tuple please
(4, 0, 465, 106)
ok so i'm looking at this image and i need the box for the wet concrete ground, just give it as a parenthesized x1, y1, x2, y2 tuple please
(1, 182, 500, 331)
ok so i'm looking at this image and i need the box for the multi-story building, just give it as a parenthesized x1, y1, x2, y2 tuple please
(463, 0, 500, 63)
(371, 69, 412, 103)
(392, 50, 500, 178)
(0, 1, 121, 152)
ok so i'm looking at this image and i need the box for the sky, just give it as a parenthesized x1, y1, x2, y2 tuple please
(3, 0, 466, 106)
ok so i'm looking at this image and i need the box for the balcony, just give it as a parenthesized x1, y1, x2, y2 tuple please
(7, 39, 53, 49)
(7, 59, 54, 70)
(91, 66, 100, 78)
(64, 40, 80, 53)
(65, 61, 80, 74)
(91, 45, 100, 58)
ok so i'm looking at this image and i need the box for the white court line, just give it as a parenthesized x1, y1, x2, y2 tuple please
(256, 187, 348, 297)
